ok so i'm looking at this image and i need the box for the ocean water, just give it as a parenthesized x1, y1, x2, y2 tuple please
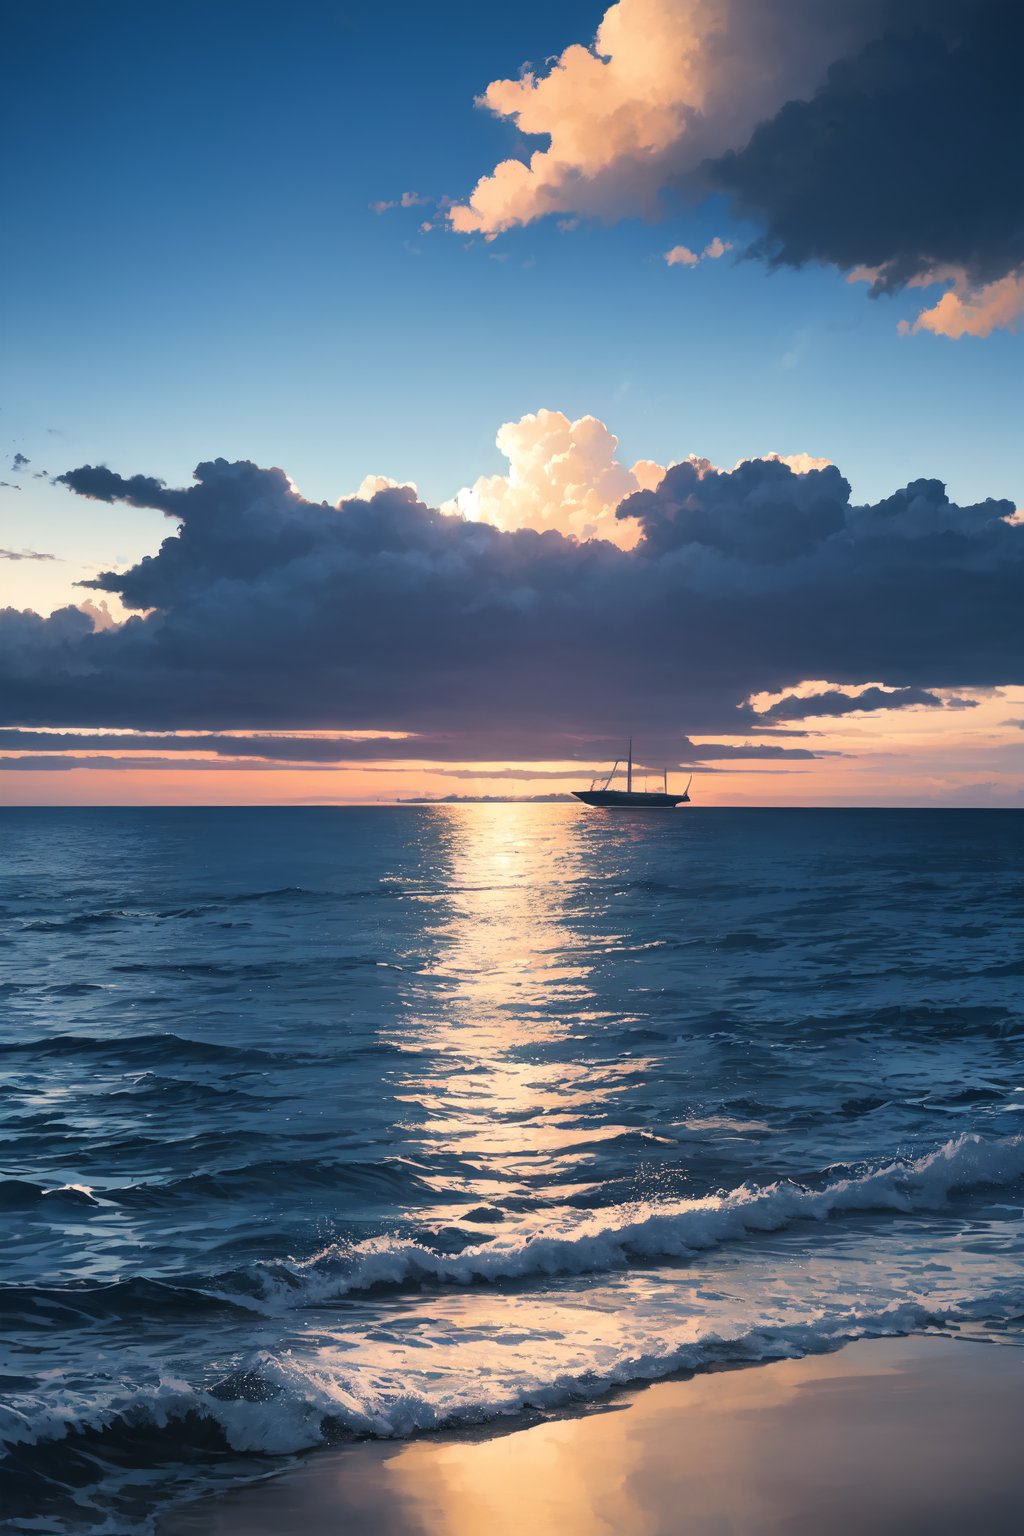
(2, 805, 1024, 1533)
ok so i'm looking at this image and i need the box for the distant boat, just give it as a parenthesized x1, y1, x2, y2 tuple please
(573, 740, 691, 809)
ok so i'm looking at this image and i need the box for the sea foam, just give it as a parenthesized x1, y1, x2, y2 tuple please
(234, 1132, 1024, 1307)
(4, 1286, 1024, 1465)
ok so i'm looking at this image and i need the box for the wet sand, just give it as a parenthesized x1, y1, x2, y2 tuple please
(161, 1333, 1024, 1536)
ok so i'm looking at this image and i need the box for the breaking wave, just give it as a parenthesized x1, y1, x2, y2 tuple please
(4, 1288, 1024, 1469)
(232, 1132, 1024, 1307)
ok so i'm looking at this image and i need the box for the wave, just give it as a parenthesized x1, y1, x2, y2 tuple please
(19, 909, 146, 933)
(0, 1156, 433, 1224)
(0, 1276, 252, 1329)
(4, 1133, 1024, 1530)
(108, 1156, 433, 1210)
(4, 1288, 1024, 1471)
(236, 1132, 1024, 1306)
(110, 954, 387, 979)
(0, 1031, 287, 1066)
(0, 1179, 101, 1211)
(852, 1002, 1020, 1039)
(104, 1073, 265, 1109)
(7, 1134, 1018, 1323)
(5, 1131, 1020, 1300)
(16, 887, 335, 932)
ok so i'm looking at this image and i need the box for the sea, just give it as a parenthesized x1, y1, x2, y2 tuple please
(2, 805, 1024, 1533)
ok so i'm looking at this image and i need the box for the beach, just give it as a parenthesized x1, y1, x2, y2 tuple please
(161, 1332, 1024, 1536)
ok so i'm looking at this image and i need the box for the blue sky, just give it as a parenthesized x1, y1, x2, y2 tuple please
(3, 0, 1021, 620)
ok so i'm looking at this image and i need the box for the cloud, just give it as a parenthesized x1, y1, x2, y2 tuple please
(442, 409, 666, 547)
(55, 464, 181, 511)
(665, 245, 699, 267)
(370, 191, 429, 214)
(11, 453, 29, 471)
(755, 685, 977, 722)
(448, 0, 871, 238)
(76, 598, 117, 630)
(0, 547, 56, 561)
(761, 451, 832, 476)
(0, 755, 305, 772)
(0, 449, 1014, 759)
(0, 727, 819, 768)
(442, 410, 827, 549)
(448, 0, 1023, 334)
(898, 272, 1024, 340)
(345, 474, 418, 502)
(616, 455, 853, 561)
(712, 10, 1021, 280)
(664, 236, 732, 267)
(713, 5, 1024, 334)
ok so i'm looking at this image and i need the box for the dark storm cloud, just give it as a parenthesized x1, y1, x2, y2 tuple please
(0, 755, 303, 772)
(757, 686, 975, 723)
(0, 455, 1020, 753)
(57, 464, 184, 513)
(0, 729, 821, 767)
(618, 458, 851, 561)
(709, 1, 1024, 292)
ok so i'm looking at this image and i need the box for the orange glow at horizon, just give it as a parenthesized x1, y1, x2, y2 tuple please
(0, 688, 1022, 806)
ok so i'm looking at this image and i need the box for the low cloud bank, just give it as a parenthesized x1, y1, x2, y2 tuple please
(0, 449, 1017, 761)
(755, 686, 978, 723)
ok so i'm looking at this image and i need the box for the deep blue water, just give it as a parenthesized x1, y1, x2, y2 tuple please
(2, 806, 1024, 1533)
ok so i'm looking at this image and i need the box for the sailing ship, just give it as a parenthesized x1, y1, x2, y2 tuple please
(573, 741, 691, 809)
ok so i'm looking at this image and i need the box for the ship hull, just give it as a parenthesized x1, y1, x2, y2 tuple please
(572, 790, 688, 809)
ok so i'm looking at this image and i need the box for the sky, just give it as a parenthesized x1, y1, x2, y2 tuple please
(2, 0, 1023, 805)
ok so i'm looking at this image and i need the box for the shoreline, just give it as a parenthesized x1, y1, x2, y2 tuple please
(160, 1330, 1024, 1536)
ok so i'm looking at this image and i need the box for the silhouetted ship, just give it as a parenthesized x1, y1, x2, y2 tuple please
(573, 740, 691, 809)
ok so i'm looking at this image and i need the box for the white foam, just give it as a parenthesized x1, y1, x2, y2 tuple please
(5, 1285, 1024, 1459)
(6, 1135, 1023, 1467)
(251, 1132, 1024, 1307)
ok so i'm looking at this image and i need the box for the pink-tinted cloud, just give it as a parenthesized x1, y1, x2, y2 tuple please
(448, 0, 879, 237)
(342, 473, 418, 503)
(664, 237, 732, 267)
(448, 3, 1023, 337)
(370, 191, 429, 214)
(899, 271, 1024, 340)
(442, 408, 664, 548)
(849, 264, 1024, 340)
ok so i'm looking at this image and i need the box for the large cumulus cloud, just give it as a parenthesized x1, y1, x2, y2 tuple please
(441, 409, 829, 550)
(442, 409, 665, 548)
(448, 0, 882, 236)
(448, 0, 1023, 335)
(0, 453, 1019, 759)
